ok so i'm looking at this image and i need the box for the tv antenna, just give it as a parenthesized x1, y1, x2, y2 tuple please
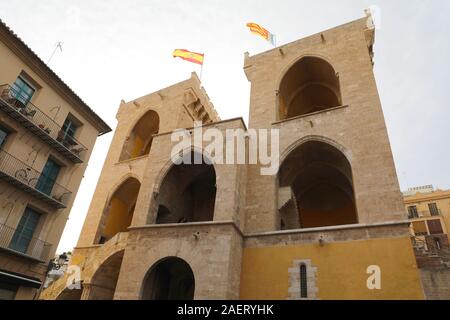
(47, 41, 64, 65)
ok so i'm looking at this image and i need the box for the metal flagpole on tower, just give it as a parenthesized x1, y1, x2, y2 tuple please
(199, 63, 204, 83)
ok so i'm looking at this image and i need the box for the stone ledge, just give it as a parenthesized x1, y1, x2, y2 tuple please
(128, 220, 245, 237)
(271, 105, 349, 126)
(246, 220, 411, 238)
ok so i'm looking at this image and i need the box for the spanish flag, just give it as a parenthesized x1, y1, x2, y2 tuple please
(173, 49, 204, 65)
(246, 22, 276, 46)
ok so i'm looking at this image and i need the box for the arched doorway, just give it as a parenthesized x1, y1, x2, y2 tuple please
(279, 56, 341, 120)
(99, 177, 140, 243)
(141, 257, 194, 300)
(153, 151, 216, 224)
(278, 140, 357, 229)
(119, 110, 159, 161)
(88, 250, 124, 300)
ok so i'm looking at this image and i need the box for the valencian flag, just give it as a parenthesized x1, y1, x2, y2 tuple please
(246, 22, 276, 46)
(173, 49, 204, 65)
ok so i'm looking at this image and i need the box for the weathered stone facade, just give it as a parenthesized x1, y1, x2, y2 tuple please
(42, 13, 429, 300)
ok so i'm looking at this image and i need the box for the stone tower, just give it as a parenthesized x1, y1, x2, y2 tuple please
(243, 15, 405, 234)
(42, 14, 425, 300)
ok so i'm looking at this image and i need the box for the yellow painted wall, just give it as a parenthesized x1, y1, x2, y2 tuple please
(130, 134, 145, 159)
(240, 237, 424, 300)
(103, 198, 132, 239)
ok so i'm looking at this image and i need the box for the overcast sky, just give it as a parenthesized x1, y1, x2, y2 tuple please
(1, 1, 449, 253)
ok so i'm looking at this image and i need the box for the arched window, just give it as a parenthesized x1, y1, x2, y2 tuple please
(300, 264, 308, 298)
(279, 57, 341, 120)
(119, 110, 159, 161)
(88, 250, 124, 300)
(99, 178, 141, 243)
(278, 140, 358, 230)
(153, 151, 216, 224)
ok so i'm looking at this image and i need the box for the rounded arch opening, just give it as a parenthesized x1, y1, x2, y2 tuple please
(56, 286, 83, 300)
(141, 257, 194, 300)
(120, 110, 159, 161)
(279, 56, 341, 120)
(152, 151, 216, 224)
(277, 140, 357, 230)
(99, 177, 141, 243)
(88, 250, 125, 300)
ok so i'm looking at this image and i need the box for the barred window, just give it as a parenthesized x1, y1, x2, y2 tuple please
(428, 203, 440, 216)
(407, 206, 419, 219)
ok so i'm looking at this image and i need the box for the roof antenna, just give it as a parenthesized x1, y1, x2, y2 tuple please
(47, 41, 63, 65)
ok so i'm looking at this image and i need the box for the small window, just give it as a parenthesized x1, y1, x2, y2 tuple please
(0, 282, 18, 300)
(434, 238, 442, 250)
(12, 77, 35, 105)
(300, 264, 308, 298)
(0, 126, 9, 148)
(428, 203, 440, 216)
(62, 117, 79, 140)
(407, 206, 419, 219)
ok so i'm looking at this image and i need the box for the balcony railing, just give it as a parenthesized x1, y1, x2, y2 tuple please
(0, 84, 87, 163)
(0, 149, 71, 208)
(408, 210, 442, 219)
(0, 222, 52, 262)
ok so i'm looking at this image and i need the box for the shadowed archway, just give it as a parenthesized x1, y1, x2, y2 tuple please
(278, 140, 357, 230)
(55, 286, 83, 300)
(99, 177, 141, 243)
(152, 151, 216, 224)
(279, 56, 341, 120)
(141, 257, 195, 300)
(119, 110, 159, 161)
(87, 250, 125, 300)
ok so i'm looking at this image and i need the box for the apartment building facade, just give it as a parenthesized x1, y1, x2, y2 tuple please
(0, 19, 111, 299)
(402, 187, 450, 299)
(404, 186, 450, 239)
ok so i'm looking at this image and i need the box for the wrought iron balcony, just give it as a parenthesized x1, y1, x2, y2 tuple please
(0, 84, 87, 163)
(0, 149, 71, 208)
(0, 222, 52, 262)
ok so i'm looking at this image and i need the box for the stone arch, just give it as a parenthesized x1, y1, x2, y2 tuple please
(280, 135, 352, 168)
(277, 137, 358, 230)
(55, 286, 83, 300)
(140, 256, 195, 300)
(119, 109, 159, 161)
(278, 55, 342, 120)
(147, 148, 217, 224)
(85, 250, 125, 300)
(98, 177, 141, 243)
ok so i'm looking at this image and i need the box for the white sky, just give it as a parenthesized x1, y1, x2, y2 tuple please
(0, 0, 449, 253)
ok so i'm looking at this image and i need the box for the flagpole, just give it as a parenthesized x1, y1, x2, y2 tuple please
(199, 53, 204, 84)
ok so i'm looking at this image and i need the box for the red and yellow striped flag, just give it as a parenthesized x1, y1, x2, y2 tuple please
(173, 49, 204, 65)
(246, 22, 276, 46)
